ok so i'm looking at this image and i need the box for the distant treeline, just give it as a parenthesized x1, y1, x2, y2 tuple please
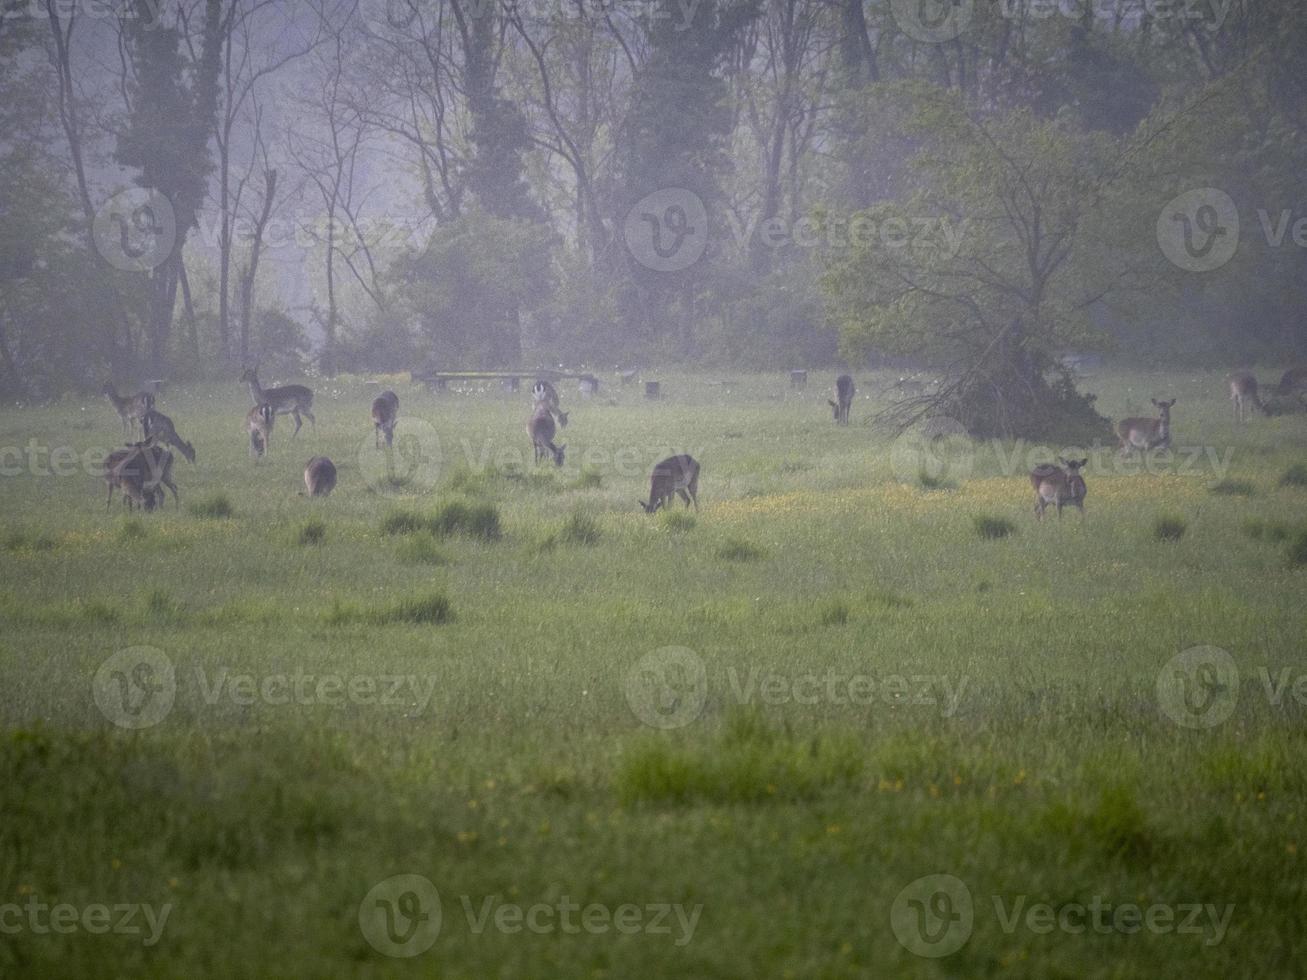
(1, 0, 1305, 399)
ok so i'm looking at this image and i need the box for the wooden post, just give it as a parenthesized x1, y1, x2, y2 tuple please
(644, 381, 661, 400)
(789, 369, 807, 388)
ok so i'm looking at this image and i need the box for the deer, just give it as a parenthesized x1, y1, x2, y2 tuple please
(142, 408, 196, 463)
(1228, 373, 1268, 421)
(247, 403, 274, 458)
(1116, 398, 1175, 455)
(303, 456, 337, 497)
(1277, 366, 1307, 406)
(372, 390, 399, 448)
(639, 454, 700, 514)
(239, 365, 315, 437)
(102, 383, 154, 436)
(103, 440, 178, 511)
(528, 404, 565, 466)
(1030, 457, 1088, 520)
(828, 374, 854, 425)
(532, 379, 568, 427)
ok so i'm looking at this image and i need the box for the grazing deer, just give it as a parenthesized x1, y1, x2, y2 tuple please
(1277, 366, 1307, 404)
(528, 404, 565, 466)
(639, 454, 700, 513)
(532, 379, 568, 427)
(1228, 373, 1268, 421)
(103, 446, 152, 511)
(1031, 458, 1088, 520)
(142, 408, 196, 463)
(247, 403, 274, 458)
(239, 366, 315, 437)
(103, 441, 177, 511)
(102, 383, 154, 436)
(303, 456, 337, 497)
(372, 390, 399, 448)
(829, 374, 855, 425)
(1116, 398, 1175, 455)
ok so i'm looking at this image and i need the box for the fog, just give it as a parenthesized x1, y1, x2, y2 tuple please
(2, 0, 1304, 434)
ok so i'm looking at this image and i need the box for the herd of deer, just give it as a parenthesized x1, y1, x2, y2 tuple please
(96, 364, 1307, 520)
(99, 369, 700, 516)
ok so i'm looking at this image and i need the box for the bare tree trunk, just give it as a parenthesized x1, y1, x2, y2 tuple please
(238, 169, 278, 365)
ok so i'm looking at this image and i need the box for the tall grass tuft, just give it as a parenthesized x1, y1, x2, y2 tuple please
(1153, 514, 1188, 541)
(569, 467, 604, 490)
(659, 510, 696, 533)
(1288, 530, 1307, 568)
(1208, 478, 1257, 497)
(1243, 519, 1293, 543)
(189, 493, 234, 518)
(974, 515, 1016, 539)
(381, 509, 427, 536)
(558, 511, 601, 546)
(118, 518, 148, 541)
(716, 536, 765, 562)
(1281, 463, 1307, 488)
(295, 519, 327, 546)
(395, 534, 448, 565)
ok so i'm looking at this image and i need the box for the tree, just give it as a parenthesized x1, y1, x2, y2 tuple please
(114, 0, 226, 376)
(823, 85, 1136, 439)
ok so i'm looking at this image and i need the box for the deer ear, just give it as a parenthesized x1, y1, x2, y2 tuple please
(1079, 458, 1089, 467)
(1151, 397, 1159, 406)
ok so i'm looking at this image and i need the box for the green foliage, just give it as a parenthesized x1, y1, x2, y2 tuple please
(1209, 479, 1257, 496)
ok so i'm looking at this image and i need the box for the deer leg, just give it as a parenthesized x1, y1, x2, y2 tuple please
(302, 408, 316, 429)
(290, 410, 303, 438)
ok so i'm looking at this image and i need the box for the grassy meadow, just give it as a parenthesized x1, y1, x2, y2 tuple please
(2, 367, 1307, 977)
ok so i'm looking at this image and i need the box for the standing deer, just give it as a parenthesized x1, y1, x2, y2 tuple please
(239, 366, 315, 437)
(372, 390, 399, 448)
(142, 408, 196, 463)
(828, 374, 854, 425)
(532, 379, 568, 427)
(639, 455, 700, 513)
(528, 404, 565, 466)
(1030, 458, 1088, 520)
(1116, 398, 1175, 455)
(247, 404, 274, 458)
(303, 456, 337, 496)
(1228, 373, 1268, 421)
(102, 383, 154, 436)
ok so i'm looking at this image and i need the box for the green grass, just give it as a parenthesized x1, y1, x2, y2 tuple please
(1208, 477, 1257, 496)
(2, 368, 1307, 977)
